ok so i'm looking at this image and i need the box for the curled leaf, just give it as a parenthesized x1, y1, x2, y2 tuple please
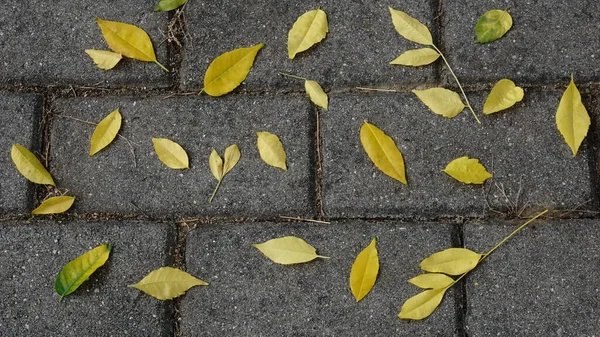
(442, 156, 492, 184)
(202, 44, 264, 96)
(556, 75, 590, 156)
(253, 236, 329, 265)
(360, 122, 407, 184)
(349, 238, 379, 302)
(257, 132, 287, 171)
(398, 288, 447, 320)
(413, 88, 465, 118)
(129, 266, 208, 300)
(305, 80, 328, 109)
(90, 108, 122, 156)
(32, 196, 75, 215)
(408, 273, 454, 289)
(483, 79, 524, 114)
(420, 248, 481, 276)
(388, 7, 433, 45)
(475, 10, 513, 43)
(153, 0, 186, 11)
(390, 48, 440, 66)
(152, 138, 189, 169)
(11, 144, 55, 186)
(288, 9, 328, 59)
(55, 243, 112, 301)
(85, 49, 122, 70)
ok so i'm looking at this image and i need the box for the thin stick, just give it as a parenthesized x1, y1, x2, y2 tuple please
(208, 180, 222, 203)
(279, 72, 306, 81)
(279, 216, 331, 224)
(355, 87, 400, 92)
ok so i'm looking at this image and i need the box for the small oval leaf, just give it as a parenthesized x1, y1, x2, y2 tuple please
(222, 144, 241, 176)
(129, 266, 208, 300)
(360, 122, 407, 184)
(412, 88, 465, 118)
(475, 10, 513, 43)
(253, 236, 328, 265)
(209, 149, 223, 181)
(257, 132, 287, 171)
(388, 7, 433, 45)
(390, 48, 440, 66)
(202, 44, 264, 96)
(305, 80, 328, 109)
(556, 75, 590, 156)
(153, 0, 187, 11)
(398, 288, 447, 320)
(350, 238, 379, 302)
(11, 144, 55, 186)
(442, 156, 492, 184)
(85, 49, 122, 70)
(90, 108, 122, 156)
(483, 79, 524, 114)
(408, 273, 454, 289)
(288, 9, 328, 59)
(32, 196, 75, 215)
(152, 138, 189, 169)
(55, 243, 112, 301)
(420, 248, 481, 276)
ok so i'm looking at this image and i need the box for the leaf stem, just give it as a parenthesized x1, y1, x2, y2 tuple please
(208, 180, 222, 203)
(279, 72, 307, 81)
(198, 88, 205, 96)
(431, 44, 481, 124)
(155, 61, 169, 72)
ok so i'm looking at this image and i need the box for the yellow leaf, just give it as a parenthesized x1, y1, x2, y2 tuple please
(305, 80, 328, 109)
(89, 108, 122, 156)
(95, 18, 167, 71)
(483, 79, 524, 114)
(202, 44, 264, 96)
(256, 132, 287, 171)
(253, 236, 329, 265)
(390, 48, 440, 66)
(475, 10, 513, 43)
(32, 196, 75, 215)
(412, 88, 465, 118)
(209, 149, 223, 181)
(84, 49, 122, 70)
(55, 243, 112, 301)
(222, 144, 241, 175)
(152, 138, 189, 169)
(398, 288, 447, 320)
(388, 7, 433, 45)
(420, 248, 481, 276)
(208, 144, 240, 203)
(288, 9, 328, 59)
(408, 273, 454, 289)
(129, 266, 208, 300)
(442, 156, 492, 184)
(556, 75, 590, 156)
(360, 122, 407, 184)
(10, 144, 55, 186)
(349, 238, 379, 302)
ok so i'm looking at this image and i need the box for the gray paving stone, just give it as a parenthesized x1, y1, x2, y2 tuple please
(0, 0, 170, 87)
(50, 95, 315, 217)
(180, 221, 457, 336)
(0, 220, 176, 336)
(442, 0, 600, 85)
(464, 219, 600, 336)
(180, 0, 437, 92)
(321, 91, 593, 218)
(0, 92, 43, 214)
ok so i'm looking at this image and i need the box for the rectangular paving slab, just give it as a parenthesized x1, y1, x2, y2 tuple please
(321, 91, 593, 218)
(0, 0, 170, 87)
(180, 220, 457, 336)
(464, 218, 600, 336)
(50, 95, 315, 217)
(0, 92, 43, 214)
(442, 0, 600, 85)
(0, 220, 176, 336)
(180, 0, 438, 92)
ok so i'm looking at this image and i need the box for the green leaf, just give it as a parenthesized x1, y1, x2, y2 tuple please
(153, 0, 186, 11)
(55, 244, 112, 301)
(420, 248, 481, 276)
(475, 10, 513, 43)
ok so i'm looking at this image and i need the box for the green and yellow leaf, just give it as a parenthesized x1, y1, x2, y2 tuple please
(154, 0, 186, 12)
(360, 122, 407, 184)
(32, 196, 75, 215)
(390, 48, 439, 66)
(408, 273, 454, 289)
(349, 238, 379, 302)
(11, 144, 55, 186)
(388, 7, 433, 45)
(420, 248, 481, 276)
(152, 138, 189, 169)
(257, 132, 287, 171)
(442, 156, 492, 184)
(90, 108, 122, 156)
(55, 243, 112, 301)
(305, 80, 328, 109)
(209, 149, 224, 181)
(84, 49, 122, 70)
(556, 75, 590, 156)
(475, 10, 513, 43)
(253, 236, 328, 265)
(129, 266, 208, 300)
(398, 288, 447, 320)
(288, 9, 328, 59)
(202, 44, 264, 96)
(483, 79, 524, 114)
(412, 88, 465, 118)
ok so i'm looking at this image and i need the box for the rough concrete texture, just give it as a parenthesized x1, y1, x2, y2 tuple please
(322, 91, 594, 218)
(0, 0, 170, 87)
(50, 95, 315, 217)
(0, 92, 43, 213)
(181, 221, 457, 336)
(442, 0, 600, 85)
(464, 219, 600, 336)
(180, 0, 438, 92)
(0, 220, 176, 336)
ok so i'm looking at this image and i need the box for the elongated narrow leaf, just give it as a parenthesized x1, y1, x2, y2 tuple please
(152, 138, 189, 169)
(556, 75, 590, 156)
(413, 88, 465, 118)
(85, 49, 122, 70)
(399, 288, 447, 320)
(209, 150, 224, 181)
(475, 10, 512, 43)
(409, 273, 454, 289)
(90, 108, 122, 156)
(388, 7, 433, 45)
(202, 44, 264, 96)
(420, 248, 481, 276)
(253, 236, 328, 265)
(288, 9, 328, 59)
(129, 266, 208, 300)
(154, 0, 186, 11)
(32, 196, 75, 215)
(222, 144, 241, 176)
(360, 122, 407, 184)
(483, 79, 524, 114)
(55, 243, 112, 301)
(442, 156, 492, 184)
(390, 48, 440, 66)
(349, 238, 379, 302)
(257, 132, 287, 171)
(11, 144, 55, 186)
(305, 80, 328, 109)
(95, 18, 167, 71)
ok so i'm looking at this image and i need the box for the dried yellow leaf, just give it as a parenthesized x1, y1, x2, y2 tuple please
(288, 9, 328, 59)
(442, 156, 492, 184)
(556, 75, 590, 156)
(390, 47, 440, 66)
(349, 238, 379, 302)
(84, 49, 122, 70)
(209, 149, 223, 181)
(483, 79, 524, 114)
(152, 138, 189, 169)
(420, 248, 481, 276)
(398, 288, 447, 320)
(11, 144, 55, 186)
(305, 80, 328, 110)
(408, 273, 454, 289)
(129, 266, 208, 300)
(413, 88, 465, 118)
(253, 236, 329, 265)
(32, 196, 75, 215)
(95, 18, 167, 71)
(388, 7, 433, 45)
(360, 122, 407, 184)
(256, 132, 287, 171)
(202, 44, 264, 96)
(89, 108, 122, 156)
